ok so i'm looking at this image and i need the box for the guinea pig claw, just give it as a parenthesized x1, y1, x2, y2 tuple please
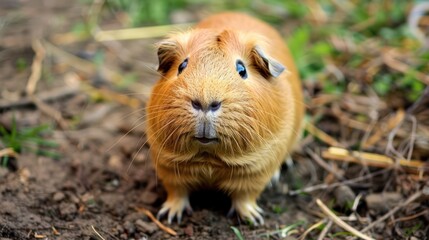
(229, 200, 265, 225)
(157, 195, 192, 224)
(227, 207, 236, 218)
(185, 205, 193, 215)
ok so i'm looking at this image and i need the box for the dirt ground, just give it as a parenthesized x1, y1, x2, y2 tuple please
(1, 1, 429, 240)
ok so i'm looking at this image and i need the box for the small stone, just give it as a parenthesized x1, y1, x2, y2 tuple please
(108, 155, 123, 169)
(135, 219, 158, 234)
(334, 185, 356, 208)
(184, 224, 193, 236)
(116, 225, 124, 234)
(18, 168, 31, 184)
(53, 192, 65, 202)
(422, 185, 429, 197)
(123, 221, 135, 235)
(132, 151, 147, 163)
(67, 193, 80, 204)
(0, 201, 16, 215)
(59, 202, 78, 220)
(119, 136, 139, 155)
(0, 166, 9, 178)
(141, 191, 158, 204)
(365, 192, 402, 214)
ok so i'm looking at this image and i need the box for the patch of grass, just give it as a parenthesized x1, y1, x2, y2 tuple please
(404, 222, 423, 237)
(258, 220, 305, 238)
(15, 57, 28, 71)
(230, 226, 245, 240)
(0, 118, 60, 167)
(282, 0, 425, 102)
(116, 73, 139, 90)
(105, 0, 308, 27)
(271, 204, 287, 214)
(70, 21, 92, 38)
(106, 0, 189, 26)
(101, 0, 424, 102)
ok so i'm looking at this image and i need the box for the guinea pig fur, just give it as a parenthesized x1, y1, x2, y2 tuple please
(146, 12, 304, 225)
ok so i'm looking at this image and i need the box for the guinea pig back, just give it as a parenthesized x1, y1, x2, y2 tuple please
(146, 12, 304, 225)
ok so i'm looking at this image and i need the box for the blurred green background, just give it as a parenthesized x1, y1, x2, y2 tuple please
(100, 0, 428, 102)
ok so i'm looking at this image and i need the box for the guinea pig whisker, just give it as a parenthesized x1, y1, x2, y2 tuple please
(107, 107, 173, 155)
(127, 117, 177, 173)
(126, 128, 149, 174)
(154, 123, 183, 172)
(118, 108, 147, 120)
(106, 115, 148, 152)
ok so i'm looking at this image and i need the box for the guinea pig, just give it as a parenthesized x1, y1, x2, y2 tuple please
(146, 12, 304, 225)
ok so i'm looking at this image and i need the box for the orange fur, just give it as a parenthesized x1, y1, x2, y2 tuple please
(146, 12, 304, 224)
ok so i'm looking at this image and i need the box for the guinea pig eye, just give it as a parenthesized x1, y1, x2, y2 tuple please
(236, 60, 247, 79)
(178, 58, 188, 75)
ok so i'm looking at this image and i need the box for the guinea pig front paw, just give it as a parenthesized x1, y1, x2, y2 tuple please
(157, 195, 193, 224)
(228, 198, 264, 225)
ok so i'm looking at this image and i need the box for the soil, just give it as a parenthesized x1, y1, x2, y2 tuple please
(1, 1, 428, 240)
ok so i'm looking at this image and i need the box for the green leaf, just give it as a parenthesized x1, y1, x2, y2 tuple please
(231, 226, 245, 240)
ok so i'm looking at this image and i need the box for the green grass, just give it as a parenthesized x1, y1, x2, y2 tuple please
(271, 204, 287, 214)
(282, 0, 425, 103)
(258, 221, 305, 238)
(230, 226, 245, 240)
(97, 1, 425, 103)
(0, 118, 60, 168)
(404, 222, 423, 237)
(15, 57, 28, 72)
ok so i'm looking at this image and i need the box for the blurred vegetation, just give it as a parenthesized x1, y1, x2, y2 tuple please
(102, 0, 426, 104)
(0, 118, 60, 168)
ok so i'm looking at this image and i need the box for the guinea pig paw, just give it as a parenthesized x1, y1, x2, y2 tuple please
(230, 200, 264, 225)
(157, 196, 192, 224)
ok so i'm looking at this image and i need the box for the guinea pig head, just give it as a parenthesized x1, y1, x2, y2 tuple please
(147, 29, 288, 161)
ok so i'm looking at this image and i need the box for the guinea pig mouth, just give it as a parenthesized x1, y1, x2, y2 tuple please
(194, 137, 218, 145)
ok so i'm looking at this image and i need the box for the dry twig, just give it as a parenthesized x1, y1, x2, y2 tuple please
(322, 147, 428, 175)
(0, 85, 79, 110)
(306, 148, 344, 180)
(362, 109, 405, 149)
(26, 40, 45, 95)
(299, 219, 325, 240)
(316, 199, 374, 240)
(34, 233, 47, 239)
(361, 191, 423, 233)
(289, 169, 387, 196)
(306, 122, 344, 147)
(94, 23, 193, 41)
(0, 148, 19, 158)
(382, 49, 429, 85)
(390, 209, 429, 224)
(25, 39, 69, 129)
(91, 225, 106, 240)
(51, 226, 60, 236)
(135, 207, 177, 236)
(317, 219, 333, 240)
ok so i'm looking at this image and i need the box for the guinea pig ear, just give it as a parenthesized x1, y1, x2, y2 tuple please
(251, 46, 285, 78)
(156, 40, 178, 74)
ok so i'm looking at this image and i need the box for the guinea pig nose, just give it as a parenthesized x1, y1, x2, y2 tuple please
(208, 101, 221, 112)
(191, 100, 203, 110)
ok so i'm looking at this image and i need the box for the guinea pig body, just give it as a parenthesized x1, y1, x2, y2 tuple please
(146, 12, 304, 224)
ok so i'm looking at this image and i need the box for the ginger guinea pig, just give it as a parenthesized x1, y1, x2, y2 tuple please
(146, 12, 304, 225)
